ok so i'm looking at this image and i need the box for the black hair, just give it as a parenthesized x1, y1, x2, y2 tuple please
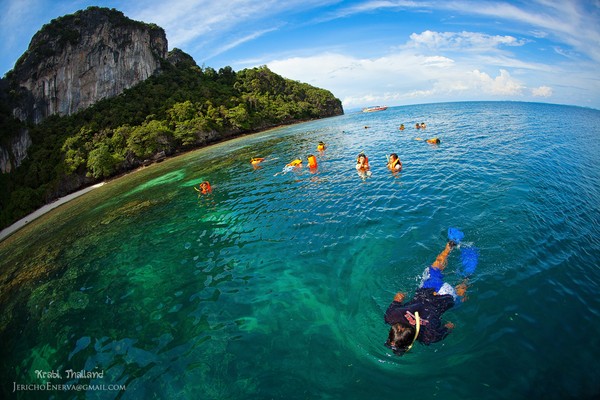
(385, 323, 416, 355)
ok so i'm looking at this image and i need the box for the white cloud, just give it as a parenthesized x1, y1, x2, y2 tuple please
(127, 0, 335, 51)
(322, 0, 600, 64)
(408, 30, 526, 51)
(440, 0, 600, 63)
(207, 27, 281, 59)
(130, 0, 271, 47)
(469, 69, 524, 95)
(531, 85, 553, 97)
(267, 49, 530, 108)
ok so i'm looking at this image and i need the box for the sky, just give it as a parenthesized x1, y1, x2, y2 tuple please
(1, 0, 599, 110)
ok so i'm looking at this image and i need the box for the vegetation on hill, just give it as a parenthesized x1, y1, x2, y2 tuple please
(0, 57, 343, 229)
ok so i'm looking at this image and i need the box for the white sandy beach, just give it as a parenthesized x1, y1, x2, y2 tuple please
(0, 182, 105, 242)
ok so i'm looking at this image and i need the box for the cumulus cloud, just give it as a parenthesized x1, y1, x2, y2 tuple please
(469, 69, 524, 95)
(267, 49, 529, 108)
(532, 86, 553, 97)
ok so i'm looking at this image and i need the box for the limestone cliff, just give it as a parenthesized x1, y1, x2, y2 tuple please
(0, 128, 31, 174)
(10, 6, 168, 124)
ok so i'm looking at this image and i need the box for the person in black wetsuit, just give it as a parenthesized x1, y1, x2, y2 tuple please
(384, 240, 468, 355)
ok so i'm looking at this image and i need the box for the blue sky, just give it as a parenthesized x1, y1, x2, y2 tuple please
(1, 0, 599, 110)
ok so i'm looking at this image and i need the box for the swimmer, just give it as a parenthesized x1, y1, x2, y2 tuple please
(415, 123, 421, 130)
(286, 159, 302, 168)
(317, 141, 326, 151)
(274, 158, 303, 176)
(387, 153, 402, 171)
(415, 137, 440, 144)
(421, 122, 426, 129)
(399, 124, 405, 131)
(251, 157, 265, 165)
(356, 152, 372, 179)
(384, 239, 469, 355)
(195, 181, 212, 195)
(356, 152, 370, 171)
(307, 154, 318, 169)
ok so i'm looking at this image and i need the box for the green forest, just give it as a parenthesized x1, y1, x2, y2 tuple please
(0, 55, 343, 229)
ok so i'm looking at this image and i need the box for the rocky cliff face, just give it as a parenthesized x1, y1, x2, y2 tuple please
(11, 7, 168, 124)
(0, 128, 32, 174)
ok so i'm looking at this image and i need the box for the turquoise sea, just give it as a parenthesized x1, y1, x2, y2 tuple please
(1, 101, 599, 399)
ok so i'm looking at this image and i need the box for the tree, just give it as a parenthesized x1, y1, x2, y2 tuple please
(87, 144, 122, 178)
(226, 104, 250, 130)
(126, 120, 174, 158)
(167, 100, 197, 123)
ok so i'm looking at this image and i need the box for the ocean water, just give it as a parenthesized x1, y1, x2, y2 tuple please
(1, 101, 599, 399)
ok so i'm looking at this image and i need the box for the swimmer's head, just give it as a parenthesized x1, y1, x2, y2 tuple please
(357, 153, 367, 162)
(385, 322, 415, 355)
(389, 153, 398, 161)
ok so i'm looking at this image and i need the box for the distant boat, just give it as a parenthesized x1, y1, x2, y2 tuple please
(362, 105, 388, 112)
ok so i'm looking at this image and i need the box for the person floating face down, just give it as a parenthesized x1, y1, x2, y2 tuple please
(356, 153, 370, 171)
(387, 153, 402, 171)
(286, 159, 303, 168)
(384, 240, 468, 355)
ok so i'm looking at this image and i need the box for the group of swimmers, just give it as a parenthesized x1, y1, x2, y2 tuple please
(195, 129, 439, 194)
(355, 152, 402, 174)
(398, 122, 427, 130)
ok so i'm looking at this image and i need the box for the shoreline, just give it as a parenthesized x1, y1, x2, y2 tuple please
(0, 182, 106, 242)
(0, 115, 337, 243)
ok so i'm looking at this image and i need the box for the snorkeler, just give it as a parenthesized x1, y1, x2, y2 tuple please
(195, 181, 212, 195)
(274, 158, 302, 176)
(415, 137, 441, 144)
(384, 238, 469, 355)
(387, 153, 402, 171)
